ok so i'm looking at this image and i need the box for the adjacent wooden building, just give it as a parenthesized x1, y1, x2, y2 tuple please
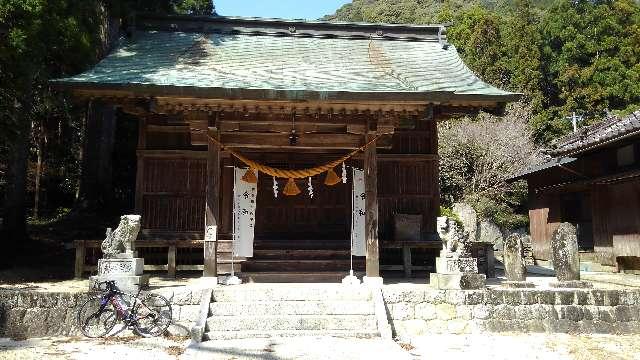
(512, 111, 640, 271)
(56, 14, 517, 281)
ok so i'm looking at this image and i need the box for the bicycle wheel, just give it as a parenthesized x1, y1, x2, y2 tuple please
(133, 293, 172, 337)
(77, 296, 118, 338)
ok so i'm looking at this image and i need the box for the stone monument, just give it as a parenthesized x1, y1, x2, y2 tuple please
(502, 234, 534, 288)
(550, 222, 592, 288)
(429, 217, 486, 289)
(90, 215, 149, 292)
(452, 203, 477, 241)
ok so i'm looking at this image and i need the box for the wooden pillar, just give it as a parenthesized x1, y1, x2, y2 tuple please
(74, 240, 85, 279)
(364, 130, 380, 278)
(402, 246, 412, 278)
(134, 118, 146, 214)
(168, 244, 177, 278)
(204, 127, 221, 277)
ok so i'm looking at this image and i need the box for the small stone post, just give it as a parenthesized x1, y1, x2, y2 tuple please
(550, 222, 592, 288)
(503, 234, 534, 288)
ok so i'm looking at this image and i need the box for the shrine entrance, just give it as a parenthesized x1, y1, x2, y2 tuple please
(241, 155, 362, 282)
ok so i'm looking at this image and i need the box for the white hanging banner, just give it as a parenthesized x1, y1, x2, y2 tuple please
(351, 168, 366, 256)
(233, 168, 257, 258)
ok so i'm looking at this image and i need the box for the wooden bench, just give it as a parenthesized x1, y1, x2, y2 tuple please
(381, 241, 442, 278)
(73, 240, 204, 279)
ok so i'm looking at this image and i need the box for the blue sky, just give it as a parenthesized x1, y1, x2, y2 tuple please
(215, 0, 352, 20)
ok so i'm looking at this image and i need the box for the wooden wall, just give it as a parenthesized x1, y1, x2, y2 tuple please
(138, 156, 206, 232)
(379, 118, 439, 242)
(135, 113, 439, 244)
(592, 181, 640, 265)
(526, 136, 640, 265)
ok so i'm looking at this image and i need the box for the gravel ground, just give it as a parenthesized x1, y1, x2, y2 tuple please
(2, 334, 640, 360)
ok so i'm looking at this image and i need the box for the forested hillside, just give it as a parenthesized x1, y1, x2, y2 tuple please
(327, 0, 640, 228)
(328, 0, 640, 143)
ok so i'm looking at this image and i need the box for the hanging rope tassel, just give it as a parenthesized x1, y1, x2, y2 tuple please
(241, 168, 258, 183)
(324, 168, 341, 186)
(341, 162, 347, 184)
(283, 178, 301, 196)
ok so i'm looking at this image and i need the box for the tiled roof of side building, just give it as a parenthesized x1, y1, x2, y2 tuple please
(550, 110, 640, 156)
(508, 110, 640, 182)
(52, 14, 519, 103)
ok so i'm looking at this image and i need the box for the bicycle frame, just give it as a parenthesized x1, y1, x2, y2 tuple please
(95, 282, 155, 326)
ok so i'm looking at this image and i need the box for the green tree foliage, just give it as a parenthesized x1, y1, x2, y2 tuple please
(0, 0, 213, 251)
(535, 0, 640, 141)
(330, 0, 640, 221)
(330, 0, 640, 143)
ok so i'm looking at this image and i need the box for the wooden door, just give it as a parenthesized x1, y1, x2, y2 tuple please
(254, 171, 350, 241)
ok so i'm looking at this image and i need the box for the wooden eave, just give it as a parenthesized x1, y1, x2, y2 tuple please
(56, 83, 515, 115)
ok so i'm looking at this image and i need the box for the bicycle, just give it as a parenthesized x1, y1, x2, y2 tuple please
(77, 280, 172, 338)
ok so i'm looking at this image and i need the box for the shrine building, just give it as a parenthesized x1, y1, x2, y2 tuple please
(55, 13, 518, 282)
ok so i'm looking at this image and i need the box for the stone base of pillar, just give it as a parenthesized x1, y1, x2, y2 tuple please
(429, 273, 486, 290)
(502, 280, 535, 288)
(363, 276, 384, 288)
(549, 280, 593, 288)
(342, 271, 361, 286)
(219, 275, 242, 286)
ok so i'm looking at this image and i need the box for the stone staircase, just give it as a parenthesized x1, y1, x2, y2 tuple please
(239, 239, 365, 283)
(199, 285, 381, 340)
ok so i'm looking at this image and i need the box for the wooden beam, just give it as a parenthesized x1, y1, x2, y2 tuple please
(219, 122, 358, 134)
(204, 127, 221, 278)
(220, 132, 392, 150)
(364, 126, 380, 278)
(353, 153, 438, 161)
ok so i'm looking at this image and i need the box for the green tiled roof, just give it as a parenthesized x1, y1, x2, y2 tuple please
(54, 15, 519, 103)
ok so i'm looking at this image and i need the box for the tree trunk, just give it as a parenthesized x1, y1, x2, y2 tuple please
(76, 100, 116, 211)
(74, 4, 120, 212)
(33, 122, 44, 219)
(2, 86, 34, 257)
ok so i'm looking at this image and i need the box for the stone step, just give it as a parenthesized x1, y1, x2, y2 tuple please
(211, 286, 372, 302)
(209, 301, 375, 316)
(239, 271, 364, 283)
(252, 249, 352, 260)
(242, 259, 364, 272)
(205, 315, 377, 332)
(203, 329, 380, 341)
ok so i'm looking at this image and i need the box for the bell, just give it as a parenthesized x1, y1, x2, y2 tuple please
(324, 168, 340, 186)
(283, 178, 301, 196)
(241, 168, 258, 183)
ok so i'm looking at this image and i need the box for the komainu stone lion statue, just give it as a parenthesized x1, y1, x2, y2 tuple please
(101, 215, 141, 259)
(437, 216, 471, 258)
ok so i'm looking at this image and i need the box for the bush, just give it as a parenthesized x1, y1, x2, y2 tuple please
(439, 102, 541, 229)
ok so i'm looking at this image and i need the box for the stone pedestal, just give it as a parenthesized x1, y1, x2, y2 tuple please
(502, 281, 535, 288)
(431, 255, 486, 290)
(90, 257, 149, 293)
(430, 273, 486, 290)
(549, 280, 593, 288)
